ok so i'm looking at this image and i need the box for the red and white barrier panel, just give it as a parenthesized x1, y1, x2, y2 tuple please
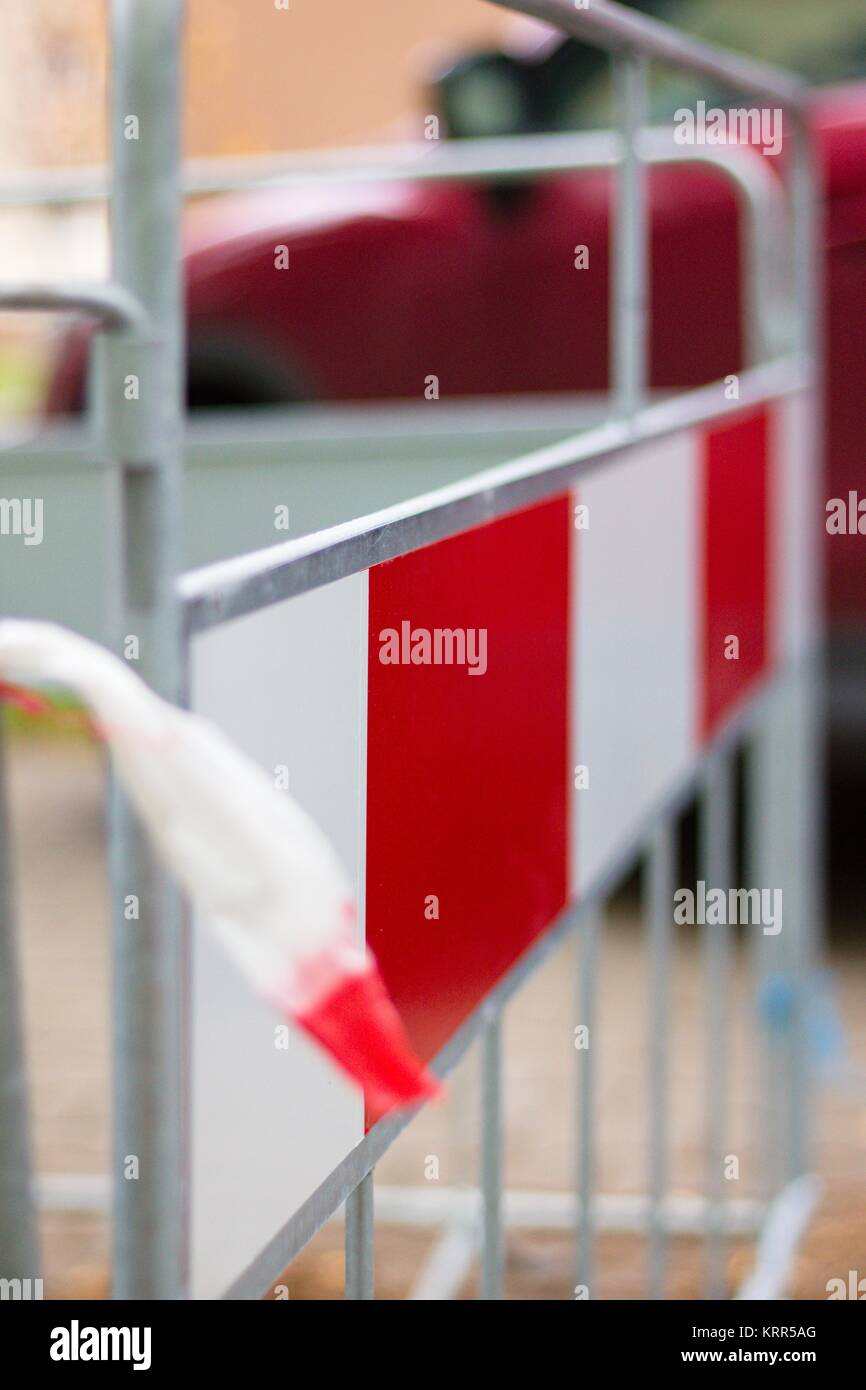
(190, 393, 812, 1295)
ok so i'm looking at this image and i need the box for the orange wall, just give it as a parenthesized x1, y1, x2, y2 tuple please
(186, 0, 509, 154)
(0, 0, 510, 170)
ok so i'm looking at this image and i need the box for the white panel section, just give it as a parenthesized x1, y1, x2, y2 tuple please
(773, 389, 818, 666)
(571, 433, 698, 897)
(188, 573, 368, 1298)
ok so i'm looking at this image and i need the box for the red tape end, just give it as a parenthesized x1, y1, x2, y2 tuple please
(0, 682, 103, 737)
(293, 959, 441, 1123)
(0, 682, 54, 716)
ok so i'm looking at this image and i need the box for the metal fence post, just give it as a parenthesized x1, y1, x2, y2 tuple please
(747, 669, 817, 1215)
(480, 1011, 504, 1300)
(780, 678, 817, 1188)
(758, 670, 819, 1192)
(108, 0, 188, 1300)
(699, 750, 734, 1298)
(575, 912, 599, 1298)
(746, 707, 785, 1200)
(647, 819, 674, 1298)
(345, 1172, 375, 1300)
(611, 49, 649, 420)
(788, 113, 825, 1189)
(744, 110, 822, 1209)
(0, 734, 41, 1283)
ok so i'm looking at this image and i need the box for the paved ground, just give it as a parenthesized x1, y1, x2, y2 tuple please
(5, 732, 865, 1300)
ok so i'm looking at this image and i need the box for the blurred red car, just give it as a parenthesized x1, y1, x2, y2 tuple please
(44, 66, 866, 650)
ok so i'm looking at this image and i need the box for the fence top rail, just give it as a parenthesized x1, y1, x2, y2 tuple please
(0, 8, 808, 207)
(490, 0, 809, 111)
(179, 355, 810, 637)
(0, 125, 784, 208)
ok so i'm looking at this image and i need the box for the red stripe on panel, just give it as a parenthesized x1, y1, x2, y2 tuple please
(699, 407, 771, 739)
(366, 496, 571, 1072)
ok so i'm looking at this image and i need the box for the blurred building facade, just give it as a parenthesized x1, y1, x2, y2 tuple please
(0, 0, 508, 172)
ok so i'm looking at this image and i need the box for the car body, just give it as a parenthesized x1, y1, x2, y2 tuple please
(45, 84, 866, 644)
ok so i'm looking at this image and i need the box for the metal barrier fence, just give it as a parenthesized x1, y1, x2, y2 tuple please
(0, 0, 821, 1301)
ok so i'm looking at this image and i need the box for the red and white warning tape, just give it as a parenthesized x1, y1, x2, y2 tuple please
(0, 619, 438, 1121)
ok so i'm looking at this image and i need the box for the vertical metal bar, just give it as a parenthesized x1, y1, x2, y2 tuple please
(611, 50, 649, 420)
(781, 681, 814, 1188)
(790, 114, 821, 368)
(447, 1025, 481, 1220)
(108, 0, 188, 1300)
(745, 711, 782, 1201)
(699, 750, 734, 1299)
(480, 1011, 504, 1300)
(0, 733, 41, 1282)
(739, 164, 783, 369)
(738, 109, 822, 1272)
(761, 670, 819, 1191)
(647, 818, 674, 1298)
(345, 1172, 375, 1300)
(787, 112, 824, 1187)
(575, 912, 599, 1298)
